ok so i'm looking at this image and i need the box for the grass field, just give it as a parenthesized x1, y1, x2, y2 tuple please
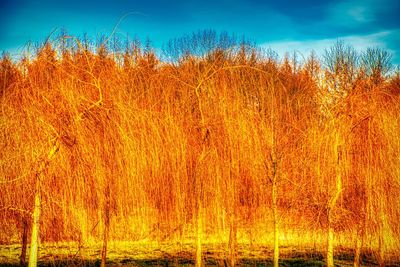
(2, 241, 398, 266)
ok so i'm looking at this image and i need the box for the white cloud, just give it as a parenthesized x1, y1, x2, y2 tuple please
(325, 0, 397, 27)
(261, 31, 394, 62)
(347, 6, 371, 23)
(328, 0, 375, 25)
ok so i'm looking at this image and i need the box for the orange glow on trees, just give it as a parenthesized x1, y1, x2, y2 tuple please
(1, 32, 399, 266)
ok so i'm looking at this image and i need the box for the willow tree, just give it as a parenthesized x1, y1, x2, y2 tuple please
(321, 41, 358, 267)
(351, 84, 400, 266)
(258, 61, 300, 267)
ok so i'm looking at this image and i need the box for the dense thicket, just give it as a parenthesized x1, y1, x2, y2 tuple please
(1, 32, 399, 266)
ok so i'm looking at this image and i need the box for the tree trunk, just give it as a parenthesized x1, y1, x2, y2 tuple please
(272, 176, 279, 267)
(101, 188, 110, 267)
(100, 218, 109, 267)
(268, 158, 279, 267)
(353, 222, 364, 267)
(326, 212, 335, 267)
(195, 203, 203, 267)
(20, 218, 28, 266)
(28, 142, 58, 267)
(28, 186, 41, 267)
(377, 231, 384, 267)
(327, 134, 342, 267)
(353, 235, 362, 267)
(228, 213, 237, 267)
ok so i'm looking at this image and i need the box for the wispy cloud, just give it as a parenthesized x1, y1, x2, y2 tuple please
(261, 30, 399, 64)
(327, 0, 377, 26)
(325, 0, 400, 29)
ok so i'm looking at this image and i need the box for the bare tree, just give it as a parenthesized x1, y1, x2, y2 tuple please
(163, 30, 238, 62)
(323, 41, 359, 95)
(361, 47, 392, 84)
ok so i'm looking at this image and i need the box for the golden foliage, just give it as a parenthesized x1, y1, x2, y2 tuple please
(0, 38, 399, 263)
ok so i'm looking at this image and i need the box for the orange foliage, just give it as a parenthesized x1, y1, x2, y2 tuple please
(0, 37, 399, 264)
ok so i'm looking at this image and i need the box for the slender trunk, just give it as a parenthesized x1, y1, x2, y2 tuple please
(377, 230, 384, 267)
(28, 186, 41, 267)
(195, 145, 206, 267)
(376, 202, 387, 267)
(353, 219, 365, 267)
(269, 80, 279, 267)
(353, 234, 362, 267)
(195, 203, 202, 267)
(228, 167, 237, 267)
(268, 158, 279, 267)
(28, 142, 58, 267)
(100, 218, 109, 267)
(20, 218, 28, 266)
(101, 187, 110, 267)
(228, 212, 237, 267)
(327, 134, 342, 267)
(272, 175, 279, 267)
(326, 211, 334, 267)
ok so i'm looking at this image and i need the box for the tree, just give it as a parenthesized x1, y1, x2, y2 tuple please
(29, 141, 59, 267)
(361, 47, 392, 85)
(323, 41, 359, 96)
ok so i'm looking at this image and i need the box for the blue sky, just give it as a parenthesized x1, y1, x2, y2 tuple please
(1, 0, 400, 64)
